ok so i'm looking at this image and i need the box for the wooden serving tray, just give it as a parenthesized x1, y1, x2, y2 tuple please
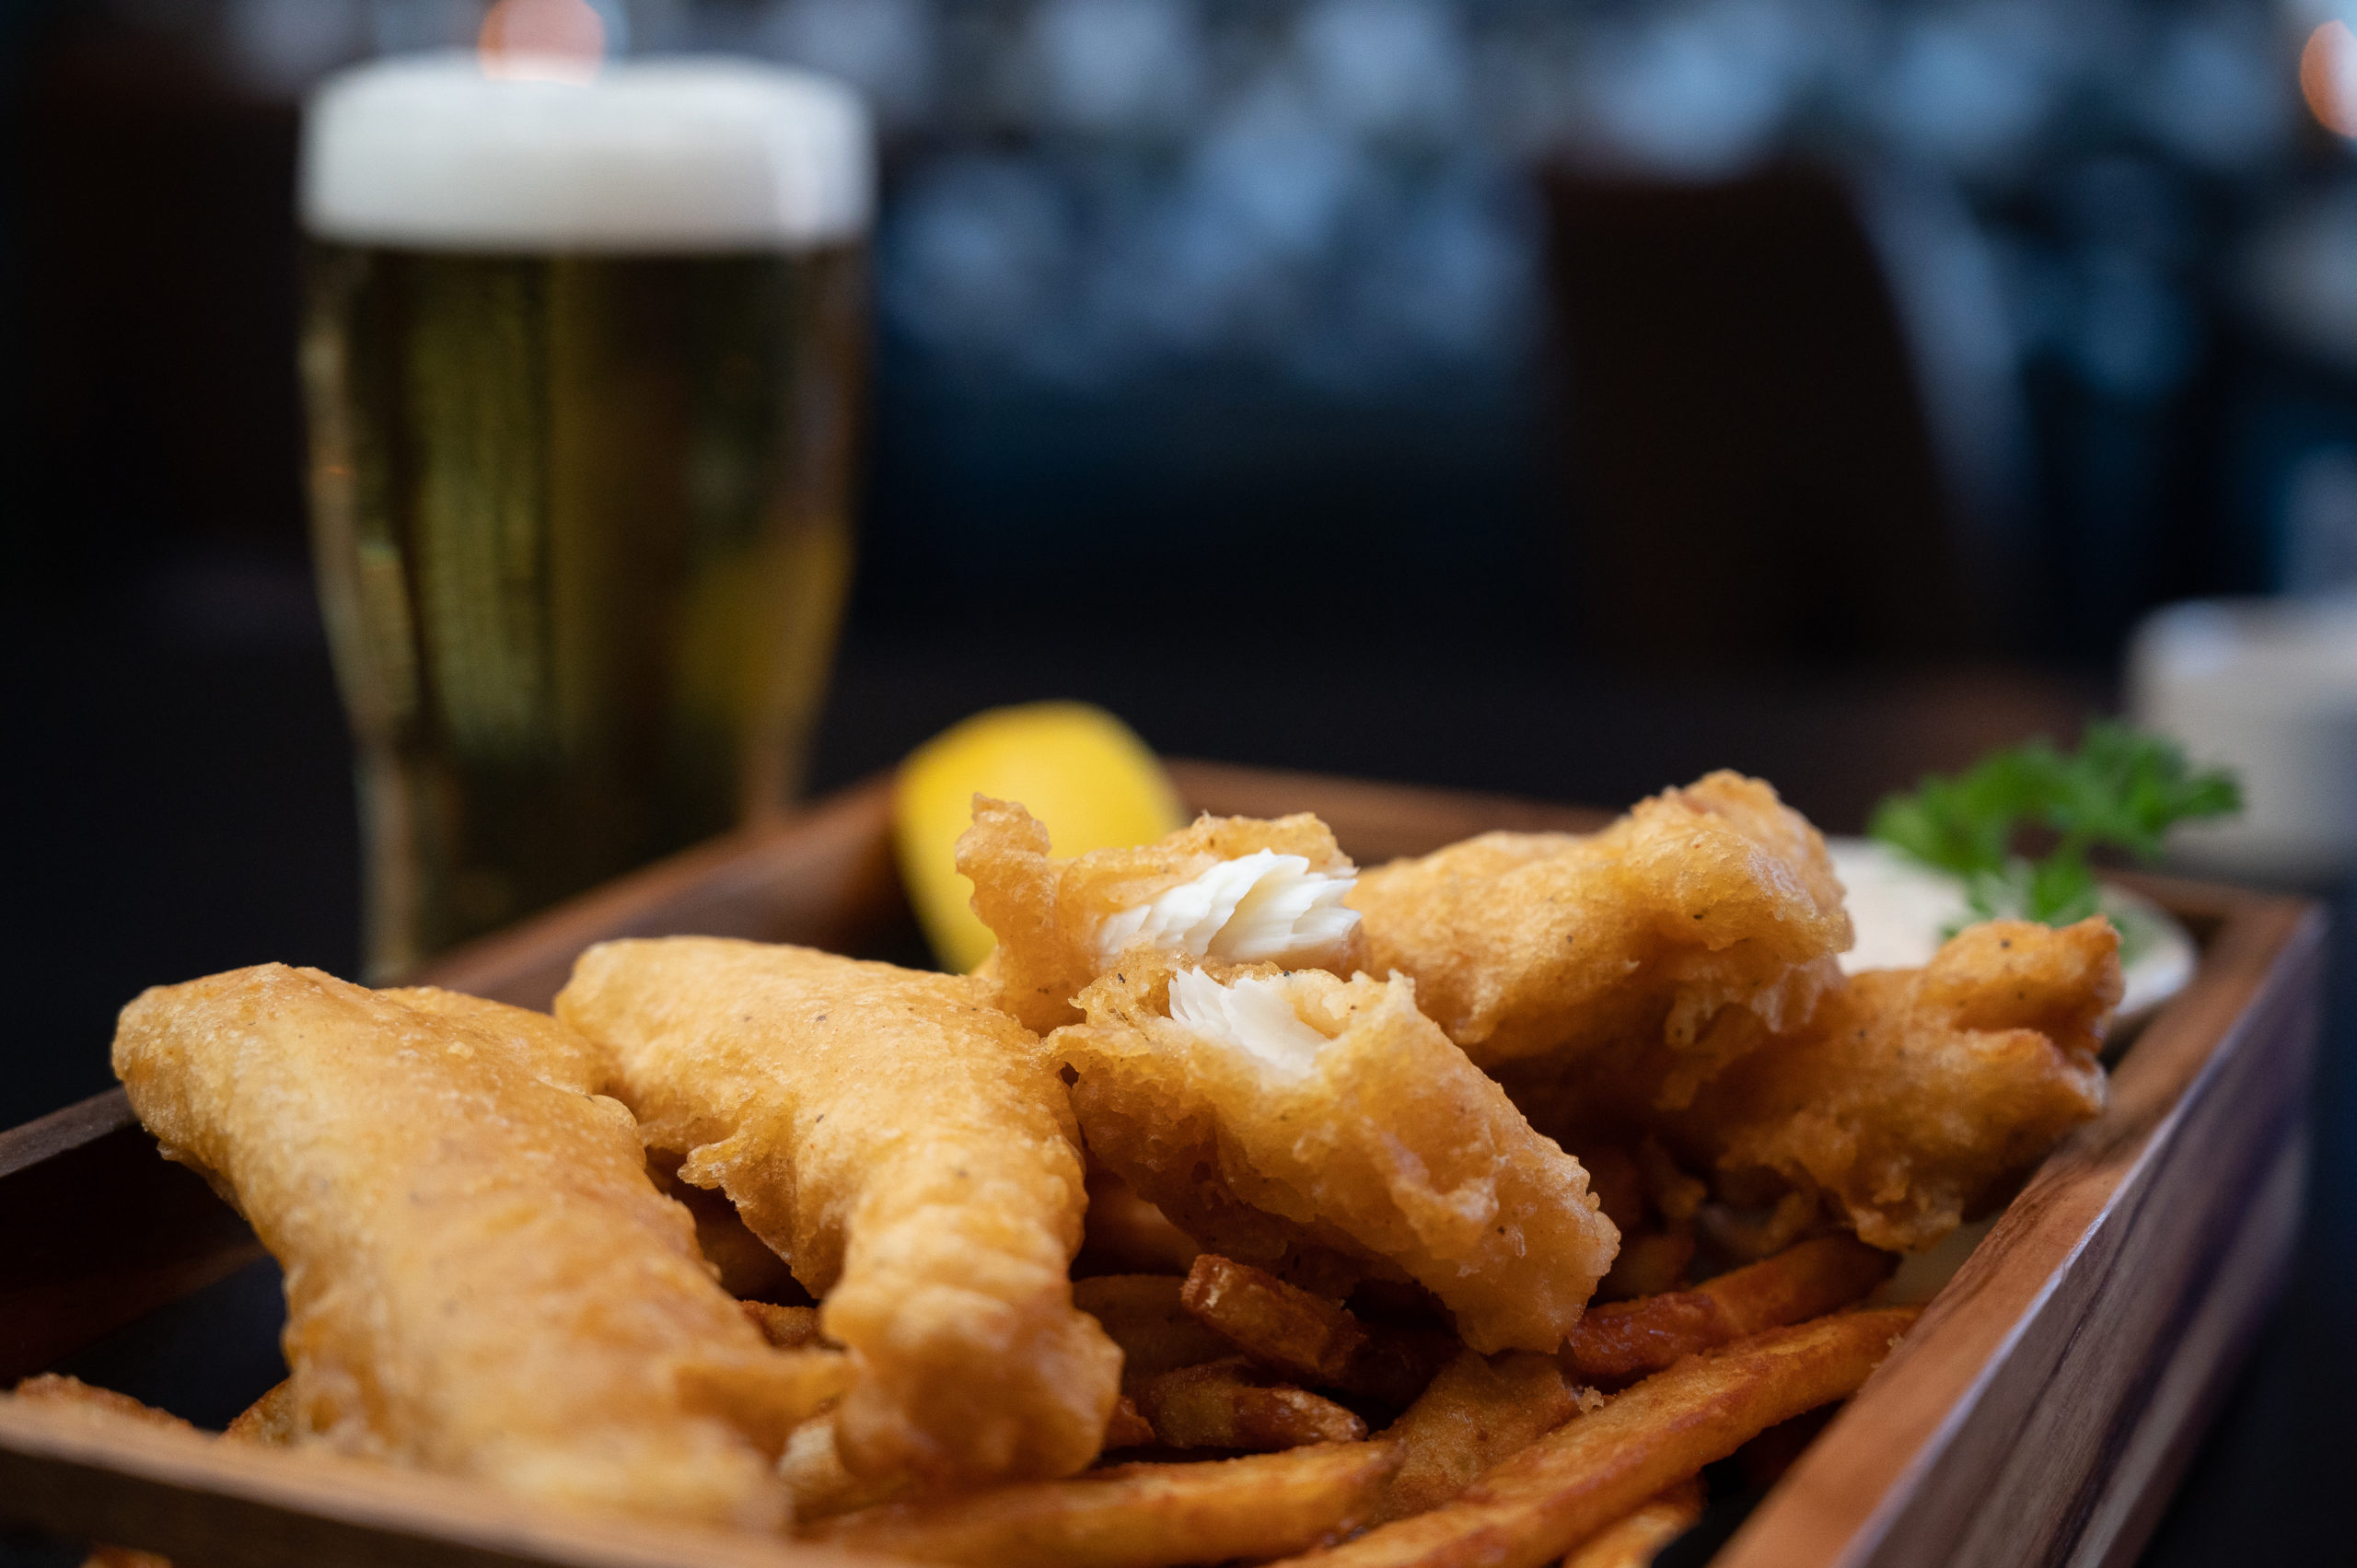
(0, 762, 2324, 1568)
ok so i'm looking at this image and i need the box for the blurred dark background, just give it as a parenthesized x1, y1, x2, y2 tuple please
(4, 2, 2356, 1562)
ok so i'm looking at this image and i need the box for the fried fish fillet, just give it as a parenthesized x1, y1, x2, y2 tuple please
(959, 797, 1365, 1034)
(1651, 918, 2119, 1250)
(111, 965, 839, 1529)
(1346, 772, 1852, 1101)
(1051, 956, 1620, 1353)
(554, 937, 1121, 1485)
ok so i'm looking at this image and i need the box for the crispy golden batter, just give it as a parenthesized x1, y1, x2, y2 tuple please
(1051, 957, 1619, 1353)
(555, 937, 1121, 1485)
(111, 966, 835, 1529)
(1347, 772, 1852, 1099)
(960, 797, 1366, 1034)
(1653, 918, 2119, 1250)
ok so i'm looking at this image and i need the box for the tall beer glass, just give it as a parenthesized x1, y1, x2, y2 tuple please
(299, 55, 871, 978)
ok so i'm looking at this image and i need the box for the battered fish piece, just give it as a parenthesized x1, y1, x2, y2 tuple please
(111, 966, 839, 1529)
(1348, 772, 1852, 1101)
(959, 797, 1365, 1034)
(1051, 956, 1620, 1353)
(555, 937, 1121, 1485)
(1505, 919, 2122, 1253)
(1654, 918, 2119, 1250)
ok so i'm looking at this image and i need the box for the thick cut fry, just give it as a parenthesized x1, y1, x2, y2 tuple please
(1182, 1254, 1366, 1386)
(1073, 1275, 1236, 1390)
(1103, 1397, 1157, 1451)
(1077, 1167, 1203, 1276)
(224, 1379, 299, 1446)
(13, 1374, 305, 1450)
(1370, 1351, 1585, 1526)
(85, 1545, 169, 1568)
(114, 966, 840, 1528)
(1270, 1308, 1918, 1568)
(961, 798, 1366, 1033)
(1055, 958, 1619, 1353)
(1182, 1255, 1452, 1406)
(1559, 1479, 1704, 1568)
(1564, 1237, 1894, 1387)
(1596, 1231, 1694, 1303)
(20, 1376, 301, 1568)
(1348, 772, 1851, 1094)
(1660, 920, 2119, 1250)
(12, 1376, 191, 1434)
(806, 1442, 1403, 1568)
(1133, 1359, 1368, 1450)
(557, 938, 1121, 1485)
(1585, 1144, 1701, 1302)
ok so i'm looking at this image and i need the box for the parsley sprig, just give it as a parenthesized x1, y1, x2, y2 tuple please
(1869, 722, 2241, 927)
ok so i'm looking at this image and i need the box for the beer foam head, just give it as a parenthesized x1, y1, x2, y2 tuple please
(301, 53, 872, 251)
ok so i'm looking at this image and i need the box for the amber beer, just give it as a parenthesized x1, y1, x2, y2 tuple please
(299, 56, 872, 976)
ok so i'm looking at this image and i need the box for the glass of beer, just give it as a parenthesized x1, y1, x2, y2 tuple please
(298, 53, 872, 979)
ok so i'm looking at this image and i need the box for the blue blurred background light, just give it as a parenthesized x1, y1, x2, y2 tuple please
(19, 0, 2355, 665)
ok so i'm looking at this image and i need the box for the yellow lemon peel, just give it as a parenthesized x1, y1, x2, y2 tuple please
(894, 703, 1185, 973)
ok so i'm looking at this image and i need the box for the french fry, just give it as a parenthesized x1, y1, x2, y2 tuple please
(1269, 1308, 1917, 1568)
(83, 1548, 171, 1568)
(10, 1378, 208, 1568)
(1183, 1255, 1364, 1383)
(1563, 1237, 1893, 1387)
(1079, 1167, 1204, 1277)
(1595, 1230, 1694, 1303)
(1370, 1351, 1587, 1526)
(1133, 1359, 1367, 1450)
(1558, 1478, 1704, 1568)
(11, 1375, 192, 1434)
(806, 1440, 1403, 1568)
(1073, 1274, 1235, 1388)
(1181, 1255, 1450, 1405)
(1103, 1396, 1157, 1451)
(223, 1379, 299, 1446)
(740, 1300, 828, 1350)
(1580, 1145, 1646, 1234)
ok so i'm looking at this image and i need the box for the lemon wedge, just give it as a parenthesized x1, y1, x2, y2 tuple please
(894, 702, 1187, 972)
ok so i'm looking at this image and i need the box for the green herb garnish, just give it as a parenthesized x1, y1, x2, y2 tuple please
(1869, 722, 2241, 928)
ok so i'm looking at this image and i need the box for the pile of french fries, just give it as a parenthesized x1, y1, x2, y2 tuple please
(785, 1215, 1914, 1568)
(28, 1214, 1912, 1568)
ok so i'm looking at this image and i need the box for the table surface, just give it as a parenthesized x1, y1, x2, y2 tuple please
(3, 562, 2349, 1566)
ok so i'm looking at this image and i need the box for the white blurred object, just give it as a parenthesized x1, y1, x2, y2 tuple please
(1827, 837, 2196, 1025)
(2129, 596, 2357, 882)
(301, 52, 873, 250)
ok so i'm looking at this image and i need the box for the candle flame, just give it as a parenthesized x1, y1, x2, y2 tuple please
(2303, 20, 2357, 138)
(480, 0, 607, 85)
